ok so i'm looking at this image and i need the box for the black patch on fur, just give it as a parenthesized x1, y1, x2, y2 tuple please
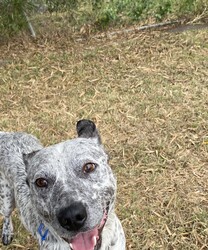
(23, 150, 40, 171)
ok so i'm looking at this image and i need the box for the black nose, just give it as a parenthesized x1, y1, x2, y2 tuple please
(57, 202, 87, 231)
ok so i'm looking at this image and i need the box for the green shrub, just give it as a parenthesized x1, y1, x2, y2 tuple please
(85, 0, 207, 28)
(0, 0, 31, 36)
(0, 0, 207, 37)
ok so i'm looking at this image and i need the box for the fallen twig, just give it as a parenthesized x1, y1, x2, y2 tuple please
(93, 20, 182, 39)
(24, 11, 36, 38)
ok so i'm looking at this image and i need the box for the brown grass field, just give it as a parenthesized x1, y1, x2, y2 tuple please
(0, 25, 208, 250)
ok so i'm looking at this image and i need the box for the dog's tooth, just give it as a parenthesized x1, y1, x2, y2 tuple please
(93, 235, 97, 245)
(69, 243, 73, 249)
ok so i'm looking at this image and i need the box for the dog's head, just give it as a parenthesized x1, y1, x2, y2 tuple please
(24, 120, 116, 250)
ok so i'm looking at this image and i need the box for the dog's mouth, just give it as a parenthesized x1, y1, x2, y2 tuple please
(62, 211, 108, 250)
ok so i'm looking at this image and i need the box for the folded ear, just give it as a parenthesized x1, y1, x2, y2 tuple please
(76, 119, 101, 143)
(23, 150, 39, 171)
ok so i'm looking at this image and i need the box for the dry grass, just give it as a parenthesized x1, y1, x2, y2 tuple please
(0, 27, 208, 250)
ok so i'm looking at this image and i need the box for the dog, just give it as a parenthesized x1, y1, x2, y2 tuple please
(0, 120, 126, 249)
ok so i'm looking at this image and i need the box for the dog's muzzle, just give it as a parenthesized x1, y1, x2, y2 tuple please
(58, 202, 109, 250)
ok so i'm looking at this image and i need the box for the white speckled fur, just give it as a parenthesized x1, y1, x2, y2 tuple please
(0, 120, 126, 249)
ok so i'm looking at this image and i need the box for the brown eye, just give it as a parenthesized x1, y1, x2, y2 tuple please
(35, 178, 48, 188)
(82, 163, 97, 174)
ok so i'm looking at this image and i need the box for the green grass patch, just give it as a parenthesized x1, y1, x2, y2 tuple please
(0, 0, 207, 37)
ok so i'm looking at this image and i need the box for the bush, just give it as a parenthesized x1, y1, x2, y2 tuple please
(0, 0, 30, 36)
(0, 0, 207, 37)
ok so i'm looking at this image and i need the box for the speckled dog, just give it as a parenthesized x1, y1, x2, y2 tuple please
(0, 120, 126, 250)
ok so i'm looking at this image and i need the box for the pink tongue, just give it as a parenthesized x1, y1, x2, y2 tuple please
(70, 228, 98, 250)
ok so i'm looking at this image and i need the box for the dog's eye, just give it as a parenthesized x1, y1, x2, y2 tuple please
(35, 178, 48, 188)
(82, 163, 97, 174)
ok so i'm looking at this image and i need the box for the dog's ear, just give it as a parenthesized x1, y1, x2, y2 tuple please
(76, 119, 101, 143)
(23, 150, 39, 171)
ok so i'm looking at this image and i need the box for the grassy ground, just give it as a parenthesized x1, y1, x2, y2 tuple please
(0, 26, 208, 249)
